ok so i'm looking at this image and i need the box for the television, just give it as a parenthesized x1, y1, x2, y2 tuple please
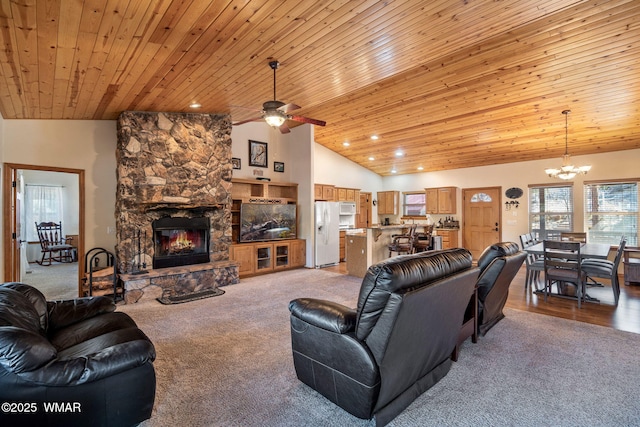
(239, 203, 297, 242)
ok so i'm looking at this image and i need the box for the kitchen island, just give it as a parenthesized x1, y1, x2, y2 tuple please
(345, 225, 414, 278)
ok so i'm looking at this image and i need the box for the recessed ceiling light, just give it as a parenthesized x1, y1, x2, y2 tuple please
(391, 169, 397, 174)
(189, 103, 201, 109)
(417, 166, 424, 171)
(395, 150, 404, 157)
(368, 156, 375, 161)
(343, 141, 350, 147)
(371, 135, 379, 140)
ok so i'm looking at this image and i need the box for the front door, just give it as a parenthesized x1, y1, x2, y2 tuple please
(462, 187, 502, 260)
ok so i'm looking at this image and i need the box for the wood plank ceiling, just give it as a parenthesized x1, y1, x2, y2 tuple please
(0, 0, 639, 176)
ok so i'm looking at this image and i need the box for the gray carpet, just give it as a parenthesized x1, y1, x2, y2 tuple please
(119, 268, 640, 427)
(24, 261, 78, 300)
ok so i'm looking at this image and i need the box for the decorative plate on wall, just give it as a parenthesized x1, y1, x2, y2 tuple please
(505, 187, 523, 199)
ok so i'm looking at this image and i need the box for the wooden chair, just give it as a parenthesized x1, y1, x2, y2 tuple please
(35, 221, 74, 266)
(388, 224, 416, 257)
(543, 240, 587, 308)
(413, 224, 434, 252)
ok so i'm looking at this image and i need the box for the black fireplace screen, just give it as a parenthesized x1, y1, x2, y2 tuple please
(152, 217, 210, 269)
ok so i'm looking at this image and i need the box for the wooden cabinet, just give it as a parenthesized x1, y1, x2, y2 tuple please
(377, 191, 399, 215)
(230, 244, 255, 276)
(339, 230, 346, 261)
(436, 229, 458, 249)
(336, 187, 358, 201)
(314, 184, 337, 201)
(229, 239, 306, 277)
(425, 187, 457, 214)
(425, 188, 439, 214)
(314, 184, 335, 201)
(289, 239, 307, 267)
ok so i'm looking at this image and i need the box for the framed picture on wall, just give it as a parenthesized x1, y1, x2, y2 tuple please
(232, 158, 241, 170)
(248, 140, 268, 167)
(274, 161, 284, 173)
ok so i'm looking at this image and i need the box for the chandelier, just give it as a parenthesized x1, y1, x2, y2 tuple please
(544, 110, 591, 180)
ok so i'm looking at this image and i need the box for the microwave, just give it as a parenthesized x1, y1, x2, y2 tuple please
(339, 202, 357, 215)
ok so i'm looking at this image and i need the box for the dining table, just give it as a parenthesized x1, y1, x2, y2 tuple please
(525, 241, 612, 303)
(525, 242, 611, 260)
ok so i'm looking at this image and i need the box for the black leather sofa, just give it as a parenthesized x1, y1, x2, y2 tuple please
(288, 248, 479, 426)
(473, 242, 527, 335)
(0, 282, 156, 427)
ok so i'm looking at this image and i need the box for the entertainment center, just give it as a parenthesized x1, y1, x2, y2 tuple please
(229, 179, 306, 277)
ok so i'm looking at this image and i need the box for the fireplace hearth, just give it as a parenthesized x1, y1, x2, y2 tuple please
(152, 216, 210, 269)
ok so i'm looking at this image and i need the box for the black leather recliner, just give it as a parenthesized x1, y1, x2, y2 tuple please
(0, 282, 156, 427)
(288, 248, 479, 426)
(472, 242, 527, 335)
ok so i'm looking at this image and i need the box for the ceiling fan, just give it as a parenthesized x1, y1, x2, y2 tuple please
(232, 61, 326, 134)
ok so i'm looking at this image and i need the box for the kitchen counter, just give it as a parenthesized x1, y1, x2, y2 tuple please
(346, 226, 412, 277)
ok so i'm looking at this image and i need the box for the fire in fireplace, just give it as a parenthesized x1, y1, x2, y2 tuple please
(152, 217, 210, 269)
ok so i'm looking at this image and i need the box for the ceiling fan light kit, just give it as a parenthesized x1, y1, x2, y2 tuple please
(545, 110, 591, 180)
(232, 60, 326, 133)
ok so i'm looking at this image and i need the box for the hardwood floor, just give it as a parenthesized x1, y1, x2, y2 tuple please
(325, 262, 640, 335)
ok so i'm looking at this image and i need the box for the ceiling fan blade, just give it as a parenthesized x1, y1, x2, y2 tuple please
(289, 115, 326, 127)
(278, 103, 301, 113)
(279, 123, 291, 134)
(232, 117, 262, 126)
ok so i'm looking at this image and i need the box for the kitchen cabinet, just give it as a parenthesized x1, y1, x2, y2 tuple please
(314, 184, 335, 201)
(339, 230, 346, 261)
(435, 230, 458, 249)
(377, 191, 399, 215)
(335, 187, 359, 202)
(425, 187, 457, 214)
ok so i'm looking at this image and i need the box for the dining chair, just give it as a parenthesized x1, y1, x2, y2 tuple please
(581, 236, 626, 305)
(543, 240, 587, 308)
(520, 233, 544, 291)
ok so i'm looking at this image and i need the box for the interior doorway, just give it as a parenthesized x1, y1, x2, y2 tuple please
(462, 187, 502, 260)
(357, 192, 372, 228)
(3, 163, 85, 298)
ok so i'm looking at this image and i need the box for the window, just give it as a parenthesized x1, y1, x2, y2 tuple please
(584, 181, 638, 246)
(403, 192, 426, 217)
(25, 185, 64, 241)
(529, 184, 573, 240)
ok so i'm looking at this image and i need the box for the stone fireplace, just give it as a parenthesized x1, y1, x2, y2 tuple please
(115, 111, 239, 303)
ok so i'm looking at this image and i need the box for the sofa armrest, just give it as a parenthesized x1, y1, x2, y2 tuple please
(289, 298, 356, 334)
(16, 339, 156, 387)
(47, 297, 116, 331)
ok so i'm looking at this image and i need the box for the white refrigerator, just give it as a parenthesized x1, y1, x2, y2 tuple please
(315, 201, 340, 267)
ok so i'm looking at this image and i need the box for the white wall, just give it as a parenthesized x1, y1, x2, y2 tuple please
(230, 121, 290, 181)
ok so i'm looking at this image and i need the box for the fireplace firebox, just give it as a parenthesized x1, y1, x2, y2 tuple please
(152, 217, 210, 269)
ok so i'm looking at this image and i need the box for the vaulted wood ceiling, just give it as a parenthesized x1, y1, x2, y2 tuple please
(1, 0, 639, 176)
